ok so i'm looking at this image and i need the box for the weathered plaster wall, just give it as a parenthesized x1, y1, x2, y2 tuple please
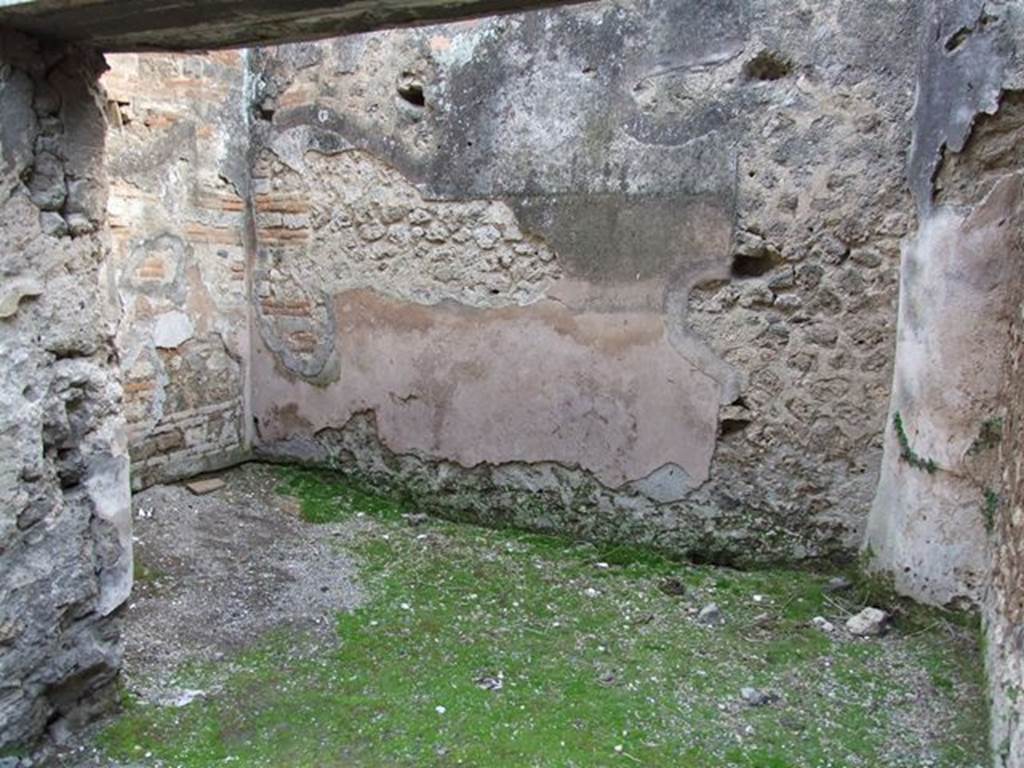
(863, 180, 1022, 605)
(0, 30, 131, 755)
(102, 52, 252, 489)
(250, 0, 919, 564)
(865, 1, 1024, 606)
(853, 0, 1024, 762)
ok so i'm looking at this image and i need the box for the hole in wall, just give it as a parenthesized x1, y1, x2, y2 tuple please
(731, 252, 779, 278)
(945, 27, 971, 53)
(397, 79, 425, 108)
(945, 12, 998, 53)
(719, 417, 751, 438)
(256, 102, 276, 122)
(742, 50, 793, 81)
(105, 99, 132, 128)
(719, 396, 752, 438)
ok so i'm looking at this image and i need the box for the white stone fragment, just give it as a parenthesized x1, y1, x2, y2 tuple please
(846, 607, 889, 637)
(153, 310, 194, 349)
(697, 603, 724, 626)
(811, 616, 836, 633)
(0, 277, 43, 319)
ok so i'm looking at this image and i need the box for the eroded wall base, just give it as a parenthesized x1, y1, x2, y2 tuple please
(258, 411, 829, 566)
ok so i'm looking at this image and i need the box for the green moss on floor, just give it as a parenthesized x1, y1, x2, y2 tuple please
(132, 556, 163, 586)
(275, 465, 406, 523)
(98, 468, 990, 767)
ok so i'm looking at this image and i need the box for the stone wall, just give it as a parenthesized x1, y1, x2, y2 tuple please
(992, 211, 1024, 764)
(865, 0, 1024, 606)
(248, 0, 918, 565)
(102, 52, 252, 490)
(846, 0, 1024, 760)
(0, 30, 131, 755)
(971, 17, 1024, 763)
(2, 0, 1023, 762)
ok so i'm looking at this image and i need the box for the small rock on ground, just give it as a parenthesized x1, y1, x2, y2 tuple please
(812, 615, 836, 633)
(184, 477, 225, 495)
(740, 687, 780, 707)
(825, 576, 853, 593)
(697, 602, 724, 625)
(403, 512, 430, 527)
(846, 607, 889, 636)
(658, 577, 687, 596)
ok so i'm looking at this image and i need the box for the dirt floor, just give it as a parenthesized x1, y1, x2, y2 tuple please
(58, 463, 989, 767)
(59, 464, 363, 765)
